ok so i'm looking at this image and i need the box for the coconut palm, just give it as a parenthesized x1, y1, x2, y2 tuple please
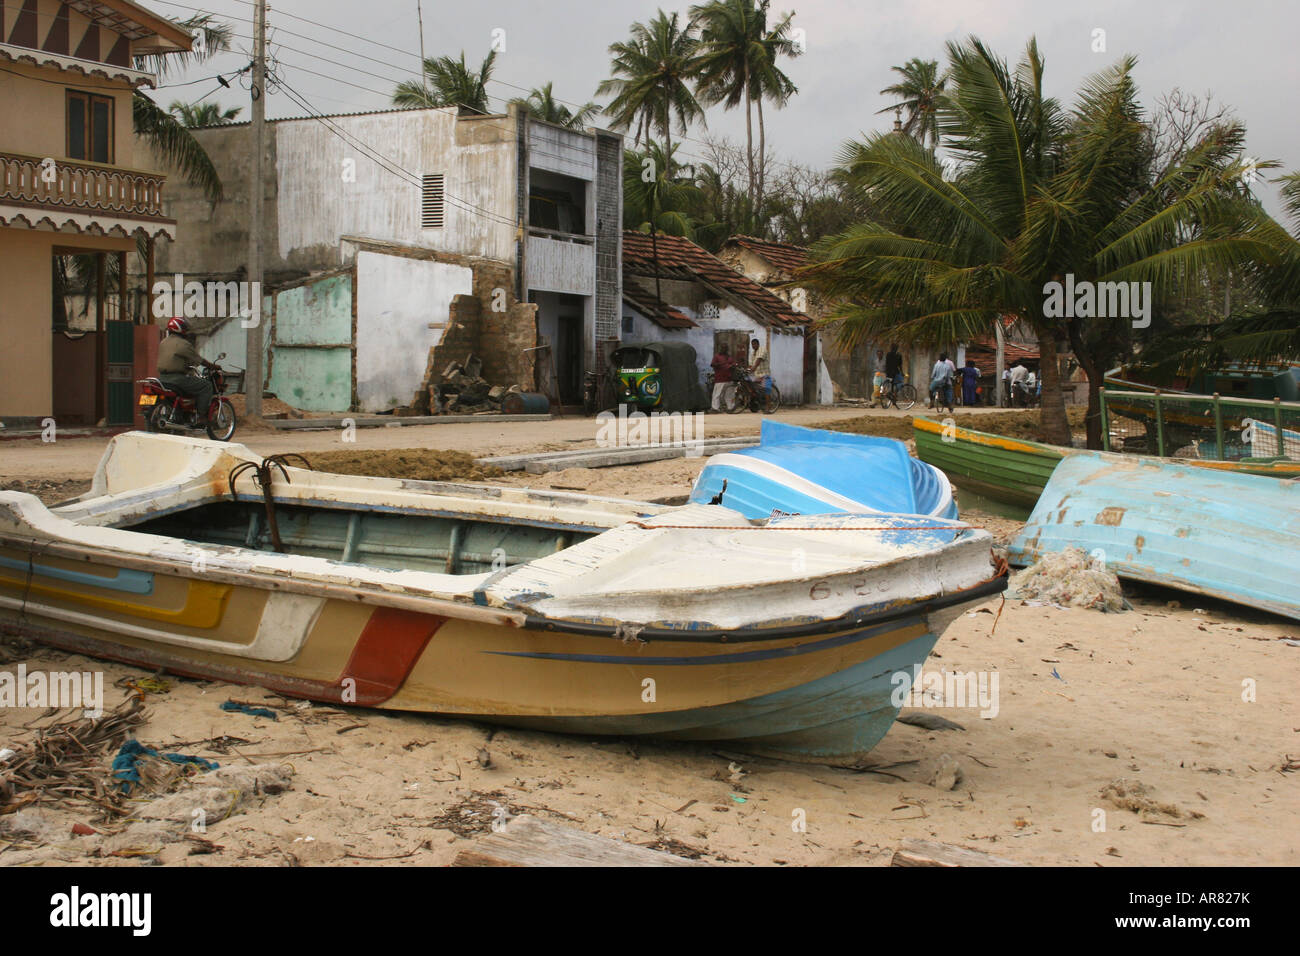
(598, 12, 704, 176)
(509, 83, 600, 129)
(690, 0, 788, 215)
(168, 101, 242, 127)
(799, 37, 1289, 447)
(876, 58, 945, 149)
(623, 143, 698, 237)
(393, 50, 497, 114)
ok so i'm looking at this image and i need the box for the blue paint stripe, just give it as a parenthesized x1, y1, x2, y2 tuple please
(485, 615, 922, 666)
(0, 555, 154, 595)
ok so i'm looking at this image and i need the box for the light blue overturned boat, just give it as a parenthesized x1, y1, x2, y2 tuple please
(689, 421, 957, 520)
(1008, 452, 1300, 620)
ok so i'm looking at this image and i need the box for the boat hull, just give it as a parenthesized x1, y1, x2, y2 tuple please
(0, 431, 1006, 762)
(912, 418, 1062, 516)
(0, 546, 974, 760)
(1007, 453, 1300, 620)
(913, 417, 1300, 517)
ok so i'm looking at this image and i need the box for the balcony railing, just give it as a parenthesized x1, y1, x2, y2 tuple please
(0, 151, 169, 221)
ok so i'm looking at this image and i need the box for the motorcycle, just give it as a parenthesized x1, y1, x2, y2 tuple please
(137, 353, 238, 441)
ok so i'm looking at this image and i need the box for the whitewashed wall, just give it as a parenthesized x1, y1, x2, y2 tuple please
(355, 252, 473, 412)
(274, 109, 518, 266)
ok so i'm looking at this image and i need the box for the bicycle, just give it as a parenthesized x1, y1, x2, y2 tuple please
(727, 368, 781, 414)
(879, 376, 917, 411)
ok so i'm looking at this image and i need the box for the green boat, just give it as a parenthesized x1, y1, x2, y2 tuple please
(912, 418, 1063, 517)
(913, 417, 1300, 519)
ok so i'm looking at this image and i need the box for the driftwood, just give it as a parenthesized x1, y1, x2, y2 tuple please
(890, 838, 1024, 867)
(452, 815, 703, 867)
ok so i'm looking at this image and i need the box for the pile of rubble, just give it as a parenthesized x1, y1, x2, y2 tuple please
(431, 354, 523, 414)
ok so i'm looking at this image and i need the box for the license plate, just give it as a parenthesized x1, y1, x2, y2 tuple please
(138, 394, 157, 406)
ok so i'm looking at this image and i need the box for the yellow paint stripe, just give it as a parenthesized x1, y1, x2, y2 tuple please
(0, 570, 230, 628)
(913, 417, 1061, 457)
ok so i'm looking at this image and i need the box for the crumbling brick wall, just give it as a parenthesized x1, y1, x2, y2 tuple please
(339, 238, 537, 412)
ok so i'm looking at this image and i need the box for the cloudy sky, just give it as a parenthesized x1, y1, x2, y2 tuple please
(147, 0, 1300, 219)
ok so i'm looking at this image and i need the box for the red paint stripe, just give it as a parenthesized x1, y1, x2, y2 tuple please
(3, 608, 445, 709)
(341, 607, 445, 705)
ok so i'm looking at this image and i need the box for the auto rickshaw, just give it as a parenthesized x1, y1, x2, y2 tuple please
(609, 341, 708, 414)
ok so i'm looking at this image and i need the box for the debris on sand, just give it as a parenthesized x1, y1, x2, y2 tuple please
(1009, 548, 1127, 612)
(1100, 778, 1205, 821)
(0, 699, 148, 819)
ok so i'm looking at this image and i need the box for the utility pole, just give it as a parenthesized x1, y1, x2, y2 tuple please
(245, 0, 267, 418)
(416, 2, 427, 80)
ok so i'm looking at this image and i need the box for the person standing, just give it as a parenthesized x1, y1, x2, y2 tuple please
(710, 344, 735, 412)
(870, 349, 886, 407)
(930, 352, 955, 412)
(749, 337, 771, 396)
(961, 359, 980, 407)
(1009, 361, 1029, 406)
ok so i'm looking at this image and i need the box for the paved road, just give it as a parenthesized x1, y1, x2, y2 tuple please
(0, 404, 1015, 480)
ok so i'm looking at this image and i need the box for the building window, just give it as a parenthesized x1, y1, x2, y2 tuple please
(622, 314, 634, 334)
(700, 301, 720, 322)
(67, 91, 114, 164)
(421, 173, 445, 228)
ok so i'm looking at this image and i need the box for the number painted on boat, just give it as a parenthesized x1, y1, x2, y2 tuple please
(809, 581, 831, 600)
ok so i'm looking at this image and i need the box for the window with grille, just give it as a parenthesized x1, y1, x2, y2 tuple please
(421, 174, 445, 228)
(700, 301, 721, 322)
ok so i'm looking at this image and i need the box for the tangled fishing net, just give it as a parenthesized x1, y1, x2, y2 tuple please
(1009, 547, 1127, 612)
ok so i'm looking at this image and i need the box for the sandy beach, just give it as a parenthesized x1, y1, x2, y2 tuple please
(1, 411, 1297, 867)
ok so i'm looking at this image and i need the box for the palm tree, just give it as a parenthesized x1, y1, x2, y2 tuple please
(690, 0, 798, 219)
(598, 12, 704, 175)
(799, 37, 1289, 447)
(393, 50, 497, 114)
(623, 143, 698, 236)
(509, 83, 600, 129)
(168, 100, 242, 127)
(132, 13, 232, 203)
(876, 58, 946, 149)
(750, 2, 800, 217)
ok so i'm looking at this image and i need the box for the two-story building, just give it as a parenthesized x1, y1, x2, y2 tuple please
(0, 0, 190, 427)
(151, 104, 622, 413)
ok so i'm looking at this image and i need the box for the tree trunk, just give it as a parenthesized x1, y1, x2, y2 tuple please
(757, 93, 766, 229)
(1065, 320, 1104, 450)
(1036, 327, 1072, 446)
(743, 61, 755, 215)
(993, 319, 1005, 407)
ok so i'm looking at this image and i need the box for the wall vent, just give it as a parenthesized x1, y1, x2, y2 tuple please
(421, 174, 445, 228)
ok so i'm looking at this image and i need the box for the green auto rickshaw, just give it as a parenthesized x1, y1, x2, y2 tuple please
(610, 341, 709, 414)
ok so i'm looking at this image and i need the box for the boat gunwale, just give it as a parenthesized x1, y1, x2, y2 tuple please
(517, 571, 1008, 643)
(0, 527, 1008, 644)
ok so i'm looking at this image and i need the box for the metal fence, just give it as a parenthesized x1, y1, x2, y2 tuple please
(1100, 388, 1300, 461)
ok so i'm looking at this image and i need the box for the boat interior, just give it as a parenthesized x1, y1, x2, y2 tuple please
(122, 498, 602, 575)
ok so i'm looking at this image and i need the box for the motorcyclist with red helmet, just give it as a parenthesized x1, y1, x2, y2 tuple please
(157, 317, 215, 424)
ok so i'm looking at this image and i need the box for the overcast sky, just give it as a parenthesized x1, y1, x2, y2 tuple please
(147, 0, 1300, 220)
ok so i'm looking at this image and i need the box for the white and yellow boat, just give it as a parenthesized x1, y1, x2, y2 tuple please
(0, 433, 1006, 762)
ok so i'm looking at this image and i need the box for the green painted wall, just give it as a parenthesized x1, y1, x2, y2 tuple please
(268, 273, 353, 411)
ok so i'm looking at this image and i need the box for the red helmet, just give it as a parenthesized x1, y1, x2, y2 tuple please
(167, 316, 189, 334)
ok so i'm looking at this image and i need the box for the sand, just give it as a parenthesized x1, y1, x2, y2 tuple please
(1, 410, 1297, 866)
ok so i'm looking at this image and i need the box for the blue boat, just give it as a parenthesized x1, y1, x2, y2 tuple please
(689, 420, 957, 520)
(1008, 452, 1300, 620)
